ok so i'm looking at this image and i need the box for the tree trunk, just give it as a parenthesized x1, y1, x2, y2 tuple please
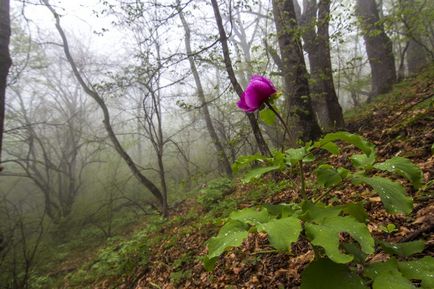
(156, 151, 168, 216)
(0, 0, 11, 168)
(356, 0, 396, 98)
(300, 0, 344, 131)
(407, 40, 428, 74)
(43, 0, 168, 217)
(272, 0, 322, 144)
(400, 0, 429, 75)
(211, 0, 271, 157)
(178, 4, 232, 177)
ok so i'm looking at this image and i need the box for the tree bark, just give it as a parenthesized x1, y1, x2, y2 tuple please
(272, 0, 322, 144)
(399, 0, 429, 75)
(407, 39, 428, 74)
(300, 0, 344, 131)
(211, 0, 271, 157)
(178, 4, 233, 177)
(356, 0, 396, 99)
(0, 0, 11, 169)
(43, 0, 168, 217)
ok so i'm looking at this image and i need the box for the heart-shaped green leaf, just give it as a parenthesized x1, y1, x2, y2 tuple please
(318, 131, 376, 157)
(315, 165, 342, 188)
(379, 240, 425, 257)
(232, 154, 267, 173)
(374, 157, 423, 189)
(301, 201, 342, 223)
(351, 153, 375, 169)
(229, 207, 270, 226)
(263, 203, 301, 218)
(301, 258, 368, 289)
(305, 216, 374, 263)
(259, 107, 276, 125)
(337, 167, 350, 179)
(205, 220, 249, 270)
(242, 165, 281, 183)
(398, 256, 434, 289)
(342, 242, 368, 263)
(365, 258, 416, 289)
(340, 203, 369, 223)
(318, 141, 340, 155)
(352, 176, 413, 214)
(258, 217, 302, 251)
(285, 147, 314, 165)
(285, 147, 307, 164)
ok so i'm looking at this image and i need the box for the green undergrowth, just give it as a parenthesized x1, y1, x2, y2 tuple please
(344, 64, 434, 123)
(58, 177, 242, 288)
(24, 208, 147, 289)
(57, 215, 163, 289)
(197, 177, 233, 210)
(57, 172, 294, 288)
(40, 67, 434, 289)
(199, 67, 434, 288)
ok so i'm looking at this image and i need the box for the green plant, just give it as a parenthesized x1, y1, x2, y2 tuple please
(232, 152, 286, 183)
(170, 269, 192, 286)
(208, 198, 238, 218)
(91, 234, 149, 278)
(67, 226, 153, 287)
(172, 253, 193, 270)
(245, 179, 293, 201)
(197, 178, 233, 209)
(204, 132, 431, 288)
(380, 223, 398, 234)
(170, 253, 194, 285)
(29, 275, 55, 289)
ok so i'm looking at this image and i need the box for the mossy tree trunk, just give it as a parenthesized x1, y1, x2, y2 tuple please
(356, 0, 396, 99)
(300, 0, 345, 131)
(272, 0, 322, 144)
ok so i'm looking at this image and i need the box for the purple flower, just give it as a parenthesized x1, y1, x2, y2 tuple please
(237, 75, 277, 112)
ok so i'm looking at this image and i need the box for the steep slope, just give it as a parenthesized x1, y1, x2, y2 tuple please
(63, 67, 434, 289)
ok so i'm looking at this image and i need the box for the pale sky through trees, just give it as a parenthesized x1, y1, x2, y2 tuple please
(14, 0, 125, 58)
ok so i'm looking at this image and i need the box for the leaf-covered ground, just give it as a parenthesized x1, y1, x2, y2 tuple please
(63, 67, 434, 289)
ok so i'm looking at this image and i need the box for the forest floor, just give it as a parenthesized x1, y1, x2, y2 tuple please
(61, 67, 434, 289)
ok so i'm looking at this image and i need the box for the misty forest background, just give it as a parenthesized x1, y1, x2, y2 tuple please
(0, 0, 433, 288)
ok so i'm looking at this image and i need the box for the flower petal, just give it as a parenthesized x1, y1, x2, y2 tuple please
(244, 79, 276, 109)
(251, 75, 276, 92)
(236, 75, 277, 112)
(237, 93, 256, 112)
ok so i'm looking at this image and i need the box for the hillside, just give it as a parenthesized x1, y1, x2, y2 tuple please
(60, 67, 434, 289)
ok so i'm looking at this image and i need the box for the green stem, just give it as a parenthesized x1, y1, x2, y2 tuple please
(265, 101, 291, 140)
(314, 189, 332, 204)
(253, 249, 278, 255)
(299, 160, 307, 201)
(314, 181, 343, 204)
